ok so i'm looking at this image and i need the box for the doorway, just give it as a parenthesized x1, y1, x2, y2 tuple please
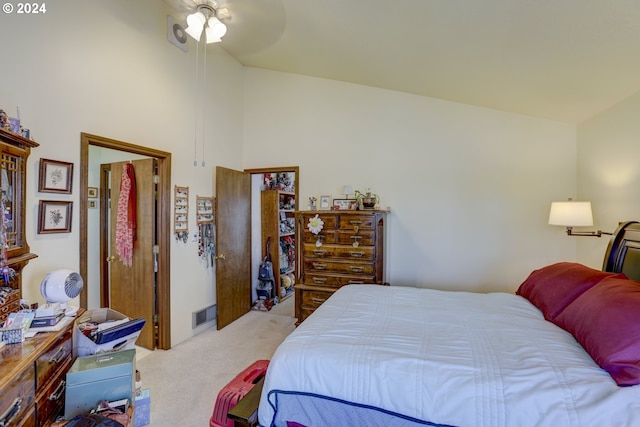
(80, 133, 172, 350)
(245, 166, 299, 310)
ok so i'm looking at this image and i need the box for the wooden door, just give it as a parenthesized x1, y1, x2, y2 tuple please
(215, 166, 251, 329)
(108, 158, 156, 349)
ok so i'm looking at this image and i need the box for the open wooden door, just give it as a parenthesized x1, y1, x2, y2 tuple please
(215, 166, 251, 329)
(108, 158, 157, 349)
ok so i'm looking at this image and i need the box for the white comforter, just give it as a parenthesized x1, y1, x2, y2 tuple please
(259, 285, 640, 427)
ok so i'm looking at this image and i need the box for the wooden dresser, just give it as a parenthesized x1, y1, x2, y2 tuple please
(0, 318, 76, 427)
(294, 210, 388, 324)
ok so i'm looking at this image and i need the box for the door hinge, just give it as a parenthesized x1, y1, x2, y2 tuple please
(153, 174, 159, 184)
(153, 314, 158, 325)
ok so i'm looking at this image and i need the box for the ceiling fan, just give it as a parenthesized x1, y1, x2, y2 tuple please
(163, 0, 286, 57)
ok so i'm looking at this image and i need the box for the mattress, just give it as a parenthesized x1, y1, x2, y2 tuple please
(258, 285, 640, 427)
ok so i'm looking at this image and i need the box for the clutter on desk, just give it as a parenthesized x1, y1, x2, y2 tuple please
(73, 308, 145, 357)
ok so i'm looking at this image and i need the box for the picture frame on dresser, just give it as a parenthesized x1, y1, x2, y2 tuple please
(38, 158, 73, 194)
(319, 195, 331, 210)
(38, 200, 73, 234)
(332, 198, 356, 210)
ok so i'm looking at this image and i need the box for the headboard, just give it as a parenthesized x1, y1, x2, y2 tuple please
(602, 221, 640, 281)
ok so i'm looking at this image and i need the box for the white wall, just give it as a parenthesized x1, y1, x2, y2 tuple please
(242, 69, 578, 292)
(577, 91, 640, 268)
(0, 0, 245, 346)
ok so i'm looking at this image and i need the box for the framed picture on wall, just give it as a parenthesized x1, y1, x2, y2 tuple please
(38, 200, 73, 234)
(38, 158, 73, 194)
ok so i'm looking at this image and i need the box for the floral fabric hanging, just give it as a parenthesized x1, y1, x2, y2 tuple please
(116, 163, 137, 267)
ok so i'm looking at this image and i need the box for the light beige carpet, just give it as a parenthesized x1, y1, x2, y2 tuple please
(135, 297, 295, 426)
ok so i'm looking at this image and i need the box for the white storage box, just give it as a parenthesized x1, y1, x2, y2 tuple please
(73, 308, 143, 357)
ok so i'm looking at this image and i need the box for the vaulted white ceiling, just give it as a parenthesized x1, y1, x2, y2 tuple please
(166, 0, 640, 124)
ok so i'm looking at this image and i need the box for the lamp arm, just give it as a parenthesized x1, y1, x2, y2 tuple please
(565, 227, 612, 237)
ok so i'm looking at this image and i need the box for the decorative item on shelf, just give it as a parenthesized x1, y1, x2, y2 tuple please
(174, 185, 189, 243)
(0, 107, 30, 138)
(354, 188, 379, 209)
(308, 196, 317, 211)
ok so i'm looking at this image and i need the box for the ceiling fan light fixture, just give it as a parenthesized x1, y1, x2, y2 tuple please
(207, 17, 227, 41)
(185, 11, 206, 41)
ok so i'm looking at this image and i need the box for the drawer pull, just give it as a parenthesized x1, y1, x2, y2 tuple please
(312, 277, 327, 284)
(50, 380, 66, 401)
(0, 398, 22, 427)
(349, 220, 362, 225)
(349, 266, 365, 272)
(350, 235, 362, 240)
(349, 251, 365, 257)
(348, 280, 365, 284)
(311, 297, 326, 304)
(312, 263, 327, 270)
(312, 249, 328, 256)
(50, 346, 68, 364)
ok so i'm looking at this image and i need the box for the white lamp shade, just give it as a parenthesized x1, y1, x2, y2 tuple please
(549, 201, 594, 227)
(186, 11, 206, 41)
(206, 17, 227, 41)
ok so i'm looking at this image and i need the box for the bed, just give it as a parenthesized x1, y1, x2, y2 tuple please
(257, 221, 640, 427)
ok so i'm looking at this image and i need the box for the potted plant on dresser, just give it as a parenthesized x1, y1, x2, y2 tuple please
(354, 188, 379, 209)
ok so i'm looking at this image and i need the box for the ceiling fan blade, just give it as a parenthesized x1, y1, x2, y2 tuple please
(217, 0, 286, 57)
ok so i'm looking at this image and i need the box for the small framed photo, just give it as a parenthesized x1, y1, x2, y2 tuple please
(319, 195, 331, 210)
(333, 199, 352, 210)
(88, 187, 98, 198)
(39, 158, 74, 194)
(38, 200, 73, 234)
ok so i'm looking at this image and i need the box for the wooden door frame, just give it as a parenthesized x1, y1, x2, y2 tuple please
(80, 133, 172, 350)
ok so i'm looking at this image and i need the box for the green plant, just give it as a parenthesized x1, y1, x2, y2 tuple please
(354, 188, 379, 205)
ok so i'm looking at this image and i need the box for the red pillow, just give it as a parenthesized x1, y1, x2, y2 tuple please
(554, 277, 640, 386)
(516, 262, 624, 321)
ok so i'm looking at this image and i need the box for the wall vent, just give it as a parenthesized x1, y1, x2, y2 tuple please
(192, 304, 216, 329)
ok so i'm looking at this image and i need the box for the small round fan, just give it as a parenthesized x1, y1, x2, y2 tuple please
(40, 269, 84, 303)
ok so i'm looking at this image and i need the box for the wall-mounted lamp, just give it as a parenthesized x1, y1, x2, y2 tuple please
(548, 200, 612, 237)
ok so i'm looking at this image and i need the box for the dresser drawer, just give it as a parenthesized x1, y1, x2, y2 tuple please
(304, 259, 374, 275)
(336, 230, 374, 246)
(301, 213, 337, 229)
(305, 272, 376, 288)
(36, 358, 70, 427)
(35, 330, 72, 391)
(303, 243, 374, 260)
(338, 215, 375, 230)
(16, 404, 36, 427)
(303, 230, 337, 244)
(301, 289, 333, 309)
(0, 366, 35, 427)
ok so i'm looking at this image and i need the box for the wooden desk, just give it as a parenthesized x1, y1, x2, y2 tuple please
(0, 317, 76, 427)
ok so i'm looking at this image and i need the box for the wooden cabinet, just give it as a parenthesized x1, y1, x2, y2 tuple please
(0, 127, 38, 325)
(294, 210, 388, 324)
(261, 190, 296, 301)
(0, 319, 75, 427)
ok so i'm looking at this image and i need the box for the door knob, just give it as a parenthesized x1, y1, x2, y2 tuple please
(106, 255, 116, 262)
(215, 253, 226, 260)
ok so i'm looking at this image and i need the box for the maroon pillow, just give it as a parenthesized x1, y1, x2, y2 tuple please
(554, 277, 640, 386)
(516, 262, 624, 321)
